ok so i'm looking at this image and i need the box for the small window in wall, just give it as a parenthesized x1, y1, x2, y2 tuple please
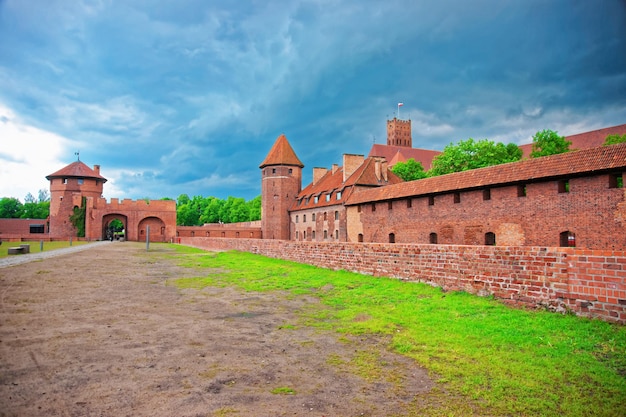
(324, 212, 327, 221)
(303, 214, 306, 222)
(429, 233, 438, 244)
(296, 215, 299, 223)
(63, 178, 68, 184)
(558, 179, 570, 193)
(357, 205, 361, 213)
(518, 184, 527, 197)
(221, 232, 225, 237)
(560, 231, 576, 247)
(407, 198, 412, 208)
(312, 231, 316, 239)
(326, 194, 330, 202)
(206, 231, 210, 237)
(191, 231, 195, 237)
(303, 231, 306, 240)
(389, 233, 395, 243)
(295, 231, 299, 240)
(454, 192, 461, 204)
(289, 168, 293, 174)
(77, 178, 84, 185)
(336, 191, 342, 200)
(324, 230, 328, 239)
(485, 232, 496, 246)
(272, 168, 276, 174)
(388, 201, 393, 210)
(29, 224, 45, 234)
(372, 203, 376, 212)
(358, 233, 364, 242)
(428, 196, 435, 206)
(334, 211, 339, 220)
(312, 213, 316, 221)
(335, 230, 339, 239)
(483, 189, 491, 201)
(609, 173, 624, 189)
(236, 232, 240, 238)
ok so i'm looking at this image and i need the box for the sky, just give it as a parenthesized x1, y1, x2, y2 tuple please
(1, 0, 625, 202)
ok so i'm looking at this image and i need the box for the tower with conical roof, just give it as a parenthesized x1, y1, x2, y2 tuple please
(259, 134, 304, 240)
(46, 160, 107, 238)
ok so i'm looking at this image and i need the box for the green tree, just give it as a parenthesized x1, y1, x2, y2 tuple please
(247, 195, 261, 221)
(429, 138, 522, 176)
(391, 158, 427, 181)
(604, 134, 626, 146)
(529, 129, 572, 158)
(0, 197, 23, 218)
(21, 201, 50, 219)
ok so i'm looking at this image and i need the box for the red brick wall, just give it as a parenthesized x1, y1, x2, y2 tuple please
(49, 177, 104, 238)
(261, 165, 302, 240)
(0, 219, 49, 241)
(354, 174, 626, 250)
(178, 238, 626, 324)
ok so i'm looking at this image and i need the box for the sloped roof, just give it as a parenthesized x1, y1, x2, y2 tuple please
(292, 157, 403, 211)
(46, 161, 107, 181)
(519, 124, 626, 158)
(368, 144, 441, 170)
(346, 143, 626, 205)
(259, 134, 304, 168)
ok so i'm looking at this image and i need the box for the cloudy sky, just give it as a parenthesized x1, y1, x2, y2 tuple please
(1, 0, 625, 202)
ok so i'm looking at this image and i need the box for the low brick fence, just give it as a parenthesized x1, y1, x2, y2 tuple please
(179, 237, 626, 324)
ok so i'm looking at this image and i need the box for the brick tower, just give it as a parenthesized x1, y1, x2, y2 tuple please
(259, 134, 303, 240)
(387, 117, 412, 147)
(46, 160, 107, 238)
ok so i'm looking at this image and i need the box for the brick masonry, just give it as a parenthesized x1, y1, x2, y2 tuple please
(178, 237, 626, 324)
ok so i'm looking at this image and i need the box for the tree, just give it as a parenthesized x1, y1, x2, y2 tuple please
(391, 158, 428, 181)
(24, 192, 37, 204)
(21, 201, 49, 219)
(429, 138, 522, 176)
(529, 129, 572, 158)
(0, 197, 23, 218)
(604, 134, 626, 146)
(38, 189, 50, 203)
(247, 196, 261, 221)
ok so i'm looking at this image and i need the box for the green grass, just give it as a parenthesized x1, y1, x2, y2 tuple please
(270, 386, 296, 395)
(0, 240, 89, 258)
(170, 246, 626, 416)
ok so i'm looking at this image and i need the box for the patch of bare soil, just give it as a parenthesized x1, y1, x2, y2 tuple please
(0, 242, 433, 416)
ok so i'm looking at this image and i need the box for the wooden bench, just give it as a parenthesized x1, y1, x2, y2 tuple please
(7, 244, 30, 255)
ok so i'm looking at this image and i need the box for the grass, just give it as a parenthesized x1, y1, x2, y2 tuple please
(170, 245, 626, 416)
(0, 240, 89, 258)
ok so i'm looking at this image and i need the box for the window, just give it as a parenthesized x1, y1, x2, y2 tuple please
(335, 230, 339, 239)
(483, 189, 491, 201)
(272, 168, 276, 174)
(407, 199, 412, 208)
(288, 168, 293, 174)
(429, 233, 438, 244)
(296, 231, 299, 240)
(389, 233, 395, 243)
(312, 231, 316, 239)
(560, 231, 576, 247)
(323, 212, 327, 221)
(558, 180, 569, 193)
(63, 178, 68, 184)
(236, 232, 240, 238)
(336, 191, 342, 200)
(357, 205, 361, 213)
(303, 214, 306, 222)
(191, 231, 195, 237)
(372, 203, 376, 212)
(314, 196, 319, 204)
(428, 196, 435, 206)
(77, 178, 84, 185)
(335, 211, 339, 220)
(295, 215, 299, 223)
(518, 184, 527, 197)
(454, 192, 460, 204)
(358, 233, 364, 242)
(303, 231, 306, 240)
(324, 230, 328, 239)
(29, 224, 45, 234)
(312, 213, 316, 221)
(485, 232, 496, 246)
(388, 201, 393, 210)
(326, 194, 330, 202)
(610, 173, 624, 189)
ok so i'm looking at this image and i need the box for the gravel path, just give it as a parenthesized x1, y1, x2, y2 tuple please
(0, 240, 112, 269)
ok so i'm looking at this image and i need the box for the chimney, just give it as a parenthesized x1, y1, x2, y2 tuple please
(332, 164, 339, 174)
(343, 154, 364, 182)
(313, 167, 328, 185)
(374, 158, 381, 181)
(381, 159, 388, 181)
(94, 165, 100, 175)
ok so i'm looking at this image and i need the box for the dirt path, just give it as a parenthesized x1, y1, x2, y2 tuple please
(0, 242, 433, 416)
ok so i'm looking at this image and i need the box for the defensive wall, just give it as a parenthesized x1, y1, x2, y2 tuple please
(178, 237, 626, 324)
(0, 218, 50, 242)
(177, 221, 262, 239)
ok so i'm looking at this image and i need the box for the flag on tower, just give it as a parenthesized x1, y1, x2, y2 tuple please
(398, 102, 404, 107)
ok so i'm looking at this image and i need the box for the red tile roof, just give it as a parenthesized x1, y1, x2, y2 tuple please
(259, 134, 304, 168)
(46, 161, 107, 181)
(368, 144, 441, 170)
(292, 157, 403, 211)
(346, 143, 626, 205)
(519, 124, 626, 158)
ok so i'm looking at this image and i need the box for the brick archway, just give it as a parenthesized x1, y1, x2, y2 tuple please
(137, 216, 167, 242)
(102, 214, 128, 241)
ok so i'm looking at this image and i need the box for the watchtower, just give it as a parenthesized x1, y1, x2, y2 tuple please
(387, 117, 412, 147)
(259, 134, 303, 240)
(46, 160, 107, 238)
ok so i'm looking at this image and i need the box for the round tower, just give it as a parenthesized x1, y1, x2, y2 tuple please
(46, 160, 107, 238)
(259, 134, 303, 240)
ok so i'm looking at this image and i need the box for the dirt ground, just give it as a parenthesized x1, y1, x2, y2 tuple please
(0, 242, 434, 417)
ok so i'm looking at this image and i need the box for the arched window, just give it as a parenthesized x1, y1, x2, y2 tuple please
(560, 231, 576, 247)
(485, 232, 496, 246)
(389, 233, 395, 243)
(312, 230, 316, 240)
(358, 233, 364, 242)
(429, 233, 438, 244)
